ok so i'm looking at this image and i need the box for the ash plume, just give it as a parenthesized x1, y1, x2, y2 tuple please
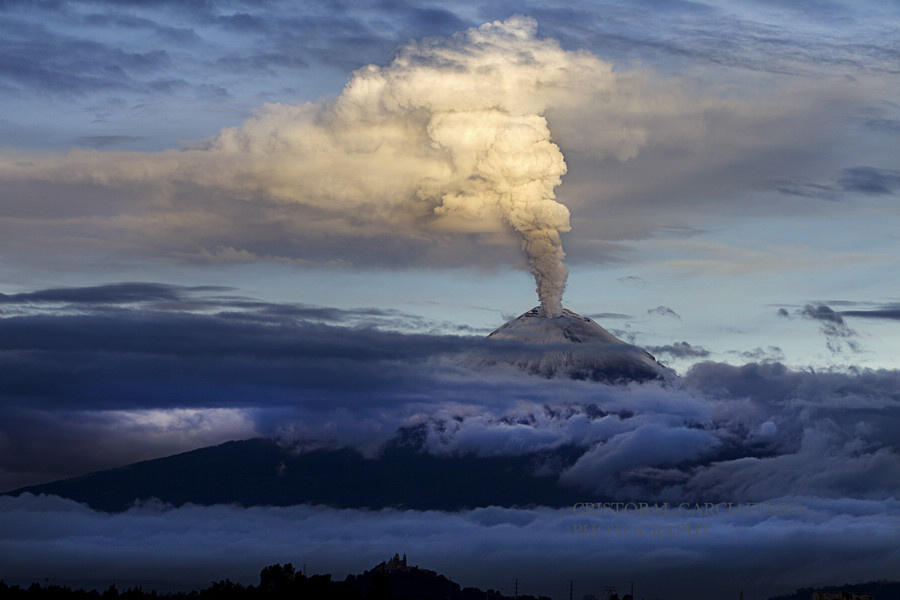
(0, 17, 657, 313)
(314, 16, 575, 316)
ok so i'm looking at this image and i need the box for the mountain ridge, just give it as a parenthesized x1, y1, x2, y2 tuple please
(477, 306, 674, 383)
(4, 437, 591, 512)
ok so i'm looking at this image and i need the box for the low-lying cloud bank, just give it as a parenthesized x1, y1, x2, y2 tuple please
(1, 283, 898, 508)
(0, 494, 897, 600)
(1, 283, 898, 597)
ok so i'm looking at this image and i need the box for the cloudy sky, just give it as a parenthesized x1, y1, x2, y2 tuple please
(1, 1, 899, 599)
(1, 0, 898, 368)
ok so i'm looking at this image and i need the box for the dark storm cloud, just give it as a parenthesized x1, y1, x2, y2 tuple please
(0, 284, 416, 337)
(0, 282, 466, 330)
(683, 360, 900, 408)
(647, 341, 710, 359)
(841, 304, 900, 321)
(788, 304, 860, 354)
(838, 166, 900, 195)
(0, 282, 497, 488)
(0, 282, 218, 304)
(0, 282, 507, 465)
(772, 163, 900, 200)
(2, 282, 899, 508)
(0, 283, 637, 412)
(674, 361, 900, 500)
(0, 313, 468, 396)
(864, 117, 900, 133)
(800, 304, 845, 324)
(781, 300, 900, 322)
(646, 306, 681, 320)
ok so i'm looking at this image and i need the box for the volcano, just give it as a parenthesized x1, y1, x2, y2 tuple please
(480, 307, 673, 383)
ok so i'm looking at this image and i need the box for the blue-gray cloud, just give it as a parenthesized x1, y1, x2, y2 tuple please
(647, 341, 710, 359)
(780, 300, 900, 323)
(0, 493, 896, 600)
(772, 164, 900, 200)
(841, 304, 900, 321)
(585, 312, 633, 320)
(646, 306, 681, 320)
(1, 283, 899, 510)
(737, 346, 785, 362)
(73, 135, 149, 148)
(839, 167, 900, 195)
(865, 117, 900, 133)
(0, 282, 223, 304)
(0, 16, 172, 94)
(779, 304, 860, 354)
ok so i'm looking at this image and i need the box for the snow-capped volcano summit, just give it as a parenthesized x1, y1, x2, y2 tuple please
(480, 307, 673, 383)
(488, 307, 625, 344)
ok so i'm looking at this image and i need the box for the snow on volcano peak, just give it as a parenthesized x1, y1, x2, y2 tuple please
(479, 307, 674, 384)
(488, 307, 623, 344)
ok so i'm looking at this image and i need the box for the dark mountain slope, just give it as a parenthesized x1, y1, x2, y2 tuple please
(7, 437, 589, 512)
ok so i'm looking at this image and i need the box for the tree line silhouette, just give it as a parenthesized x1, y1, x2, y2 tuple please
(0, 560, 552, 600)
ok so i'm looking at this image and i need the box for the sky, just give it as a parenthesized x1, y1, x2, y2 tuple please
(0, 1, 899, 599)
(0, 0, 898, 369)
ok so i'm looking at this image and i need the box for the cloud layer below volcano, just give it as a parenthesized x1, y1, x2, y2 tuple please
(2, 283, 898, 505)
(1, 282, 898, 598)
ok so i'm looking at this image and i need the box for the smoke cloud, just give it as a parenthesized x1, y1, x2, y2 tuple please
(0, 17, 649, 316)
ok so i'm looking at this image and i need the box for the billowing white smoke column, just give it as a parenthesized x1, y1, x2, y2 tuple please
(425, 110, 569, 317)
(317, 17, 573, 316)
(2, 17, 651, 315)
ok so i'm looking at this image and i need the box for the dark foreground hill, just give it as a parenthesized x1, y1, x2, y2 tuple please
(3, 558, 896, 600)
(767, 580, 900, 600)
(5, 436, 588, 512)
(0, 557, 551, 600)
